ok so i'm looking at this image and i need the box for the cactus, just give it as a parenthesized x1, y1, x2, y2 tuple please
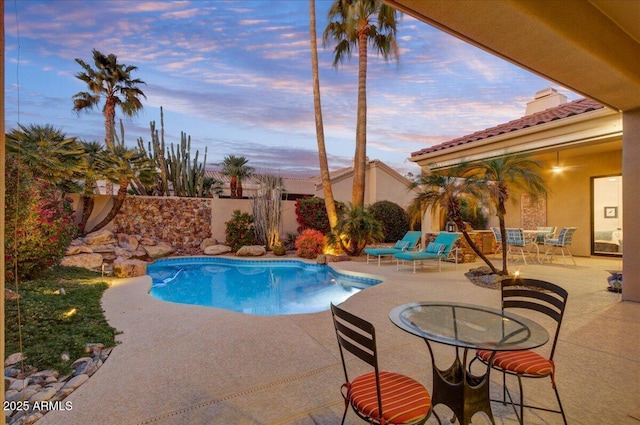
(137, 106, 209, 197)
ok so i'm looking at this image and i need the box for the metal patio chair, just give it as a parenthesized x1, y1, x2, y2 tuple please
(542, 227, 577, 265)
(471, 278, 569, 425)
(330, 303, 436, 425)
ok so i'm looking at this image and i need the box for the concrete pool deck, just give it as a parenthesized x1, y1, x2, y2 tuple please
(37, 255, 639, 425)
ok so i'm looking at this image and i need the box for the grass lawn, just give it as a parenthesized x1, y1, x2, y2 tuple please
(5, 266, 119, 374)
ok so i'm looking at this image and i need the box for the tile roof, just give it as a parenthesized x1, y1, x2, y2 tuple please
(411, 98, 604, 157)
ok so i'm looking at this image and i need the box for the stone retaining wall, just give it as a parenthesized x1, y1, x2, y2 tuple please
(113, 197, 212, 255)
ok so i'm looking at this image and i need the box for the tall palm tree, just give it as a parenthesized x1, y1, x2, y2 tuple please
(73, 49, 146, 149)
(461, 155, 547, 274)
(6, 124, 84, 192)
(310, 0, 338, 231)
(323, 0, 399, 209)
(221, 155, 253, 199)
(408, 171, 500, 275)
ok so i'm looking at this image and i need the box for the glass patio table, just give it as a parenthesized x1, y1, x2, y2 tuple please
(389, 302, 549, 425)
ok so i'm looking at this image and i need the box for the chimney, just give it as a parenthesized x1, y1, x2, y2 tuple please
(525, 88, 567, 115)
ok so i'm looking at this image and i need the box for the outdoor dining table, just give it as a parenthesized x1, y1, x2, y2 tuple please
(522, 229, 544, 263)
(389, 302, 549, 425)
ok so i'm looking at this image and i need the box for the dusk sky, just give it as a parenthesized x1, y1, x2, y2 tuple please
(4, 0, 581, 178)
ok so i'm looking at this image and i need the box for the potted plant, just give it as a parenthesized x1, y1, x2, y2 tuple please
(272, 241, 286, 256)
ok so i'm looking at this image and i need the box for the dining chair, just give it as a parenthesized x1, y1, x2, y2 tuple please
(542, 227, 577, 265)
(535, 226, 556, 244)
(330, 303, 436, 425)
(472, 278, 569, 425)
(505, 228, 534, 265)
(490, 227, 502, 255)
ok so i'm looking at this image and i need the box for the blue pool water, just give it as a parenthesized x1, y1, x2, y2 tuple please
(147, 257, 382, 315)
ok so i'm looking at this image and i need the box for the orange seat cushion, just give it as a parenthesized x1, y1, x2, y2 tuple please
(476, 349, 554, 377)
(348, 371, 431, 424)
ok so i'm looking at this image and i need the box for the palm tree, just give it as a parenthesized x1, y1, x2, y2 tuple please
(73, 49, 146, 149)
(310, 0, 338, 231)
(327, 204, 384, 256)
(76, 140, 105, 233)
(6, 124, 84, 192)
(323, 0, 400, 209)
(84, 127, 157, 235)
(461, 155, 547, 274)
(221, 155, 253, 199)
(408, 172, 500, 275)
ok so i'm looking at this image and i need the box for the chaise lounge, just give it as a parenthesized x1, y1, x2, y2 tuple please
(364, 231, 422, 266)
(394, 232, 460, 273)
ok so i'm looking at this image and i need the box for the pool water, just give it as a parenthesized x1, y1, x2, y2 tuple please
(147, 257, 382, 315)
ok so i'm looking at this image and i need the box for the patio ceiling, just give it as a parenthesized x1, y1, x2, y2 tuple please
(381, 0, 640, 112)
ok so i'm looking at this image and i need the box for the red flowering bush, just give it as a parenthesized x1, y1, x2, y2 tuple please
(5, 158, 79, 280)
(295, 229, 326, 259)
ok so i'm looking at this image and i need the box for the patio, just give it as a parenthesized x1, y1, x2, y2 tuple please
(37, 256, 639, 425)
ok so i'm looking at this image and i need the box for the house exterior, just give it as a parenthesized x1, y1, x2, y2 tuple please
(410, 89, 623, 259)
(314, 159, 418, 209)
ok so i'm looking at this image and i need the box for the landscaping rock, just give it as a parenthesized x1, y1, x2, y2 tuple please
(204, 244, 232, 255)
(200, 237, 218, 251)
(5, 352, 25, 367)
(65, 245, 93, 255)
(117, 233, 140, 251)
(113, 259, 148, 278)
(236, 245, 267, 257)
(143, 241, 175, 259)
(83, 229, 116, 246)
(60, 253, 104, 270)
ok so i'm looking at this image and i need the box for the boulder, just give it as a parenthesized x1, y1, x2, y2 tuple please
(113, 259, 148, 278)
(139, 238, 157, 246)
(117, 233, 140, 251)
(143, 241, 175, 259)
(236, 245, 267, 257)
(83, 229, 116, 246)
(5, 352, 25, 367)
(199, 237, 218, 251)
(204, 244, 232, 255)
(65, 245, 93, 255)
(60, 253, 104, 270)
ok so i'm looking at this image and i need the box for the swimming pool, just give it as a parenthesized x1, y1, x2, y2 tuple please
(147, 257, 382, 315)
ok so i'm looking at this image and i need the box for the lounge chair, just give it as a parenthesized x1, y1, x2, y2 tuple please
(394, 232, 460, 273)
(364, 231, 422, 266)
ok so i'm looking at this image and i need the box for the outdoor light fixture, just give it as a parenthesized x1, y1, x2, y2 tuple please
(551, 152, 563, 173)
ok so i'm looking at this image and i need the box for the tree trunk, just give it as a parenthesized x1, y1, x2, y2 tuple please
(79, 195, 95, 235)
(85, 179, 128, 234)
(237, 180, 243, 199)
(104, 97, 117, 150)
(230, 176, 238, 199)
(453, 216, 500, 275)
(309, 0, 338, 231)
(351, 29, 368, 208)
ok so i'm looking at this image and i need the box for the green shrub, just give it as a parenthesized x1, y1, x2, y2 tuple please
(295, 229, 326, 259)
(295, 197, 344, 234)
(327, 204, 384, 256)
(5, 157, 79, 281)
(368, 201, 410, 242)
(225, 210, 256, 251)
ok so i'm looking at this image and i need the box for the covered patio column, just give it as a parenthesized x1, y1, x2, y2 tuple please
(622, 108, 640, 302)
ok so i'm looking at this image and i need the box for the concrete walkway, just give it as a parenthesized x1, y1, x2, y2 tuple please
(38, 255, 639, 425)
